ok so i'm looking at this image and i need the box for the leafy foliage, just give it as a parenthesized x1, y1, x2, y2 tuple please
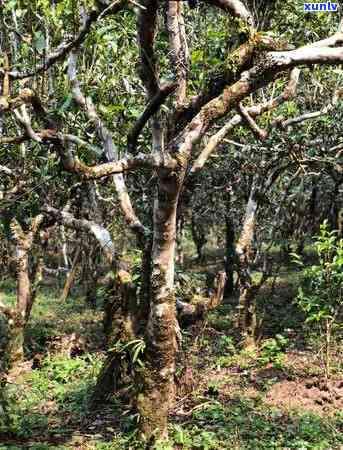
(295, 221, 343, 376)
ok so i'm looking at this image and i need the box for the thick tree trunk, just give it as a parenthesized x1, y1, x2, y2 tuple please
(136, 172, 179, 442)
(90, 352, 122, 405)
(16, 246, 30, 319)
(0, 307, 25, 368)
(92, 270, 138, 405)
(1, 249, 37, 366)
(237, 282, 258, 348)
(137, 239, 153, 326)
(0, 301, 24, 428)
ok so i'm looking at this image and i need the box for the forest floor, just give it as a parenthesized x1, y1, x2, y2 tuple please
(0, 249, 342, 449)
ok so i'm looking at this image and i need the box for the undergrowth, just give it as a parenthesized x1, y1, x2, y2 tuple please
(0, 251, 342, 449)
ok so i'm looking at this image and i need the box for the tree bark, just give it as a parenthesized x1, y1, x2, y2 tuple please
(92, 270, 138, 406)
(224, 216, 235, 298)
(7, 216, 43, 363)
(25, 257, 43, 321)
(15, 245, 31, 321)
(176, 213, 185, 266)
(236, 179, 259, 347)
(60, 247, 81, 302)
(136, 171, 180, 442)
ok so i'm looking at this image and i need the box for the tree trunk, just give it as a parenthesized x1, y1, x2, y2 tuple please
(191, 214, 206, 261)
(224, 216, 235, 298)
(137, 239, 153, 327)
(236, 180, 259, 347)
(25, 257, 43, 321)
(0, 304, 23, 429)
(176, 213, 185, 265)
(4, 216, 44, 365)
(136, 172, 179, 442)
(1, 248, 36, 367)
(1, 308, 26, 368)
(92, 270, 138, 405)
(237, 282, 258, 349)
(16, 246, 30, 319)
(60, 225, 69, 269)
(11, 245, 31, 363)
(60, 247, 81, 302)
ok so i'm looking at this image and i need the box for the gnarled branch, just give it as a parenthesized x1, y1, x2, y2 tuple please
(276, 88, 343, 128)
(204, 0, 254, 27)
(67, 51, 148, 240)
(57, 144, 178, 178)
(42, 206, 116, 265)
(175, 43, 343, 171)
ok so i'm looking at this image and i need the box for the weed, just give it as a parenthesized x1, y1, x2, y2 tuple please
(1, 353, 102, 438)
(258, 334, 289, 369)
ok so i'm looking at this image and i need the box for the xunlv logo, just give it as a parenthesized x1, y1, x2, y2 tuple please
(304, 2, 338, 11)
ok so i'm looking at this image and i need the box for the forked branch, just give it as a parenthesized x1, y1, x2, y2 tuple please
(238, 102, 268, 140)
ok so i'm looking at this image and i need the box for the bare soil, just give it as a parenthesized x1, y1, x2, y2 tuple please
(265, 377, 343, 415)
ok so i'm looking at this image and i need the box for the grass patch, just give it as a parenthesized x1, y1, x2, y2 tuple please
(3, 353, 103, 439)
(167, 399, 343, 450)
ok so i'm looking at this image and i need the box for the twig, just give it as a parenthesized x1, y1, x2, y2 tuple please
(238, 102, 268, 140)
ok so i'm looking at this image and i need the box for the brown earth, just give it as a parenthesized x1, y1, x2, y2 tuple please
(265, 377, 343, 415)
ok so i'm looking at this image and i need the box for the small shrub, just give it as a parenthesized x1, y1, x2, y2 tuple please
(294, 221, 343, 377)
(258, 334, 289, 369)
